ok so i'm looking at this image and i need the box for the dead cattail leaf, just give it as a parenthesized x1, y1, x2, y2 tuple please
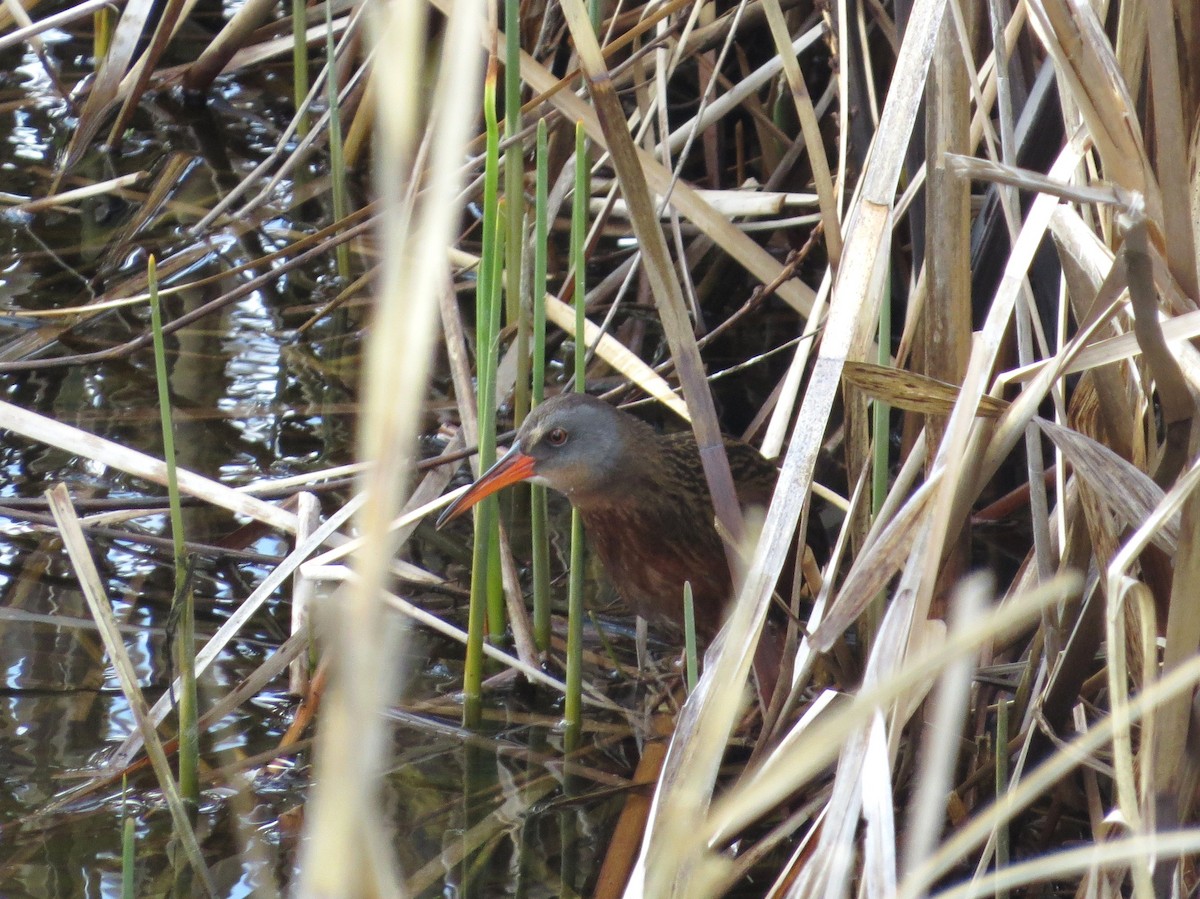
(1037, 417, 1177, 553)
(842, 361, 1009, 418)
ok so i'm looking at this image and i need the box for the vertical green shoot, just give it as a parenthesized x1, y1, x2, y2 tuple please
(463, 64, 504, 728)
(291, 0, 310, 138)
(683, 582, 698, 692)
(530, 120, 552, 651)
(485, 219, 506, 643)
(564, 123, 588, 751)
(571, 124, 588, 388)
(326, 5, 350, 280)
(148, 257, 198, 806)
(505, 0, 528, 428)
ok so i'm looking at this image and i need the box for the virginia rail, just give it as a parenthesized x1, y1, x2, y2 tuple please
(437, 392, 789, 698)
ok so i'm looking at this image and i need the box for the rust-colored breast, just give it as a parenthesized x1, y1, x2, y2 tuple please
(578, 432, 778, 641)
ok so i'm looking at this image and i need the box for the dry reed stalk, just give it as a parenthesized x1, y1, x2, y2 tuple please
(293, 0, 482, 891)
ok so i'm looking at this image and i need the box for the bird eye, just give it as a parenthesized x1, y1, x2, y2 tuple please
(546, 427, 568, 446)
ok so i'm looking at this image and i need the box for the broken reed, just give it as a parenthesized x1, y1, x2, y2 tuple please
(148, 256, 199, 808)
(462, 63, 505, 727)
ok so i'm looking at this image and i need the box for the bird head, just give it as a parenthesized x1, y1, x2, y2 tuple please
(436, 393, 643, 526)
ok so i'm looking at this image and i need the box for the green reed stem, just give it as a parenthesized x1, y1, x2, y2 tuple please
(565, 510, 585, 751)
(148, 257, 198, 806)
(325, 5, 350, 281)
(485, 219, 506, 642)
(530, 119, 552, 651)
(564, 123, 588, 750)
(505, 0, 527, 429)
(291, 0, 310, 137)
(572, 125, 588, 388)
(532, 122, 548, 405)
(464, 66, 504, 727)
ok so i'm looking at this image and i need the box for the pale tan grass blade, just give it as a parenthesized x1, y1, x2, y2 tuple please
(784, 725, 873, 896)
(945, 153, 1133, 208)
(1037, 418, 1176, 552)
(786, 589, 946, 895)
(901, 576, 988, 877)
(1106, 458, 1200, 886)
(1026, 0, 1158, 212)
(807, 481, 933, 650)
(543, 294, 690, 419)
(842, 361, 1009, 418)
(929, 830, 1200, 899)
(902, 653, 1200, 897)
(1148, 490, 1200, 862)
(446, 246, 688, 418)
(9, 171, 148, 212)
(0, 398, 297, 532)
(58, 0, 159, 170)
(294, 0, 483, 887)
(595, 188, 820, 219)
(290, 492, 321, 695)
(1113, 0, 1147, 100)
(705, 572, 1080, 852)
(1143, 0, 1198, 297)
(108, 492, 365, 770)
(0, 0, 112, 51)
(739, 0, 840, 262)
(47, 485, 219, 897)
(864, 710, 902, 892)
(761, 270, 829, 459)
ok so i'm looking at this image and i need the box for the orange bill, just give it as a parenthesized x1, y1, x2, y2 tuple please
(436, 445, 537, 527)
